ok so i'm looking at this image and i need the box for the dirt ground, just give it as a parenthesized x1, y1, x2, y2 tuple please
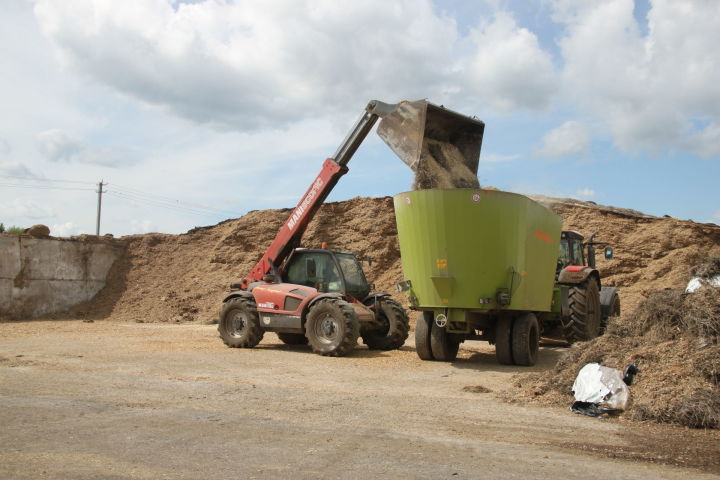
(1, 320, 718, 479)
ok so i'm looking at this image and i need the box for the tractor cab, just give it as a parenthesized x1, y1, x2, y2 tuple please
(558, 230, 586, 269)
(282, 249, 371, 300)
(558, 230, 614, 273)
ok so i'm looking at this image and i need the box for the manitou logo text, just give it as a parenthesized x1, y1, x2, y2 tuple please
(287, 178, 324, 230)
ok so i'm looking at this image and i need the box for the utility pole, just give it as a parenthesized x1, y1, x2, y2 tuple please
(96, 180, 106, 236)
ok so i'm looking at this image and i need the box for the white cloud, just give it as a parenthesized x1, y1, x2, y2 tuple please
(130, 219, 158, 234)
(0, 162, 36, 178)
(33, 0, 558, 131)
(465, 12, 558, 112)
(0, 198, 56, 220)
(51, 221, 81, 237)
(576, 188, 596, 199)
(554, 0, 720, 157)
(36, 129, 140, 167)
(483, 152, 520, 163)
(538, 120, 591, 157)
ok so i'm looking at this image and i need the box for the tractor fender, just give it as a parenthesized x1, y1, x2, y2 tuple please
(222, 290, 254, 303)
(361, 292, 392, 307)
(599, 286, 619, 320)
(558, 266, 601, 287)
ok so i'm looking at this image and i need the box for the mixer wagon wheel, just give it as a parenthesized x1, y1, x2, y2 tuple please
(218, 297, 264, 348)
(430, 323, 461, 361)
(563, 279, 601, 343)
(494, 315, 513, 365)
(305, 299, 360, 357)
(511, 313, 540, 366)
(277, 333, 309, 345)
(362, 298, 410, 350)
(415, 311, 434, 360)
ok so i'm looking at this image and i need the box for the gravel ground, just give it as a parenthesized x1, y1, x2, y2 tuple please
(1, 320, 718, 479)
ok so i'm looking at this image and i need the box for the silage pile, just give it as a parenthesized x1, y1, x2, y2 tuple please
(65, 195, 719, 330)
(513, 258, 720, 429)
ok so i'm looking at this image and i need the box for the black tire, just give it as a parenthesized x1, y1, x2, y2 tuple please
(277, 332, 308, 345)
(218, 297, 264, 348)
(511, 312, 540, 366)
(430, 322, 460, 361)
(495, 315, 513, 365)
(305, 298, 359, 357)
(415, 311, 434, 360)
(361, 298, 410, 350)
(563, 279, 602, 343)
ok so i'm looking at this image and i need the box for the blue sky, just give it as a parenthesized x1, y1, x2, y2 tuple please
(1, 0, 718, 236)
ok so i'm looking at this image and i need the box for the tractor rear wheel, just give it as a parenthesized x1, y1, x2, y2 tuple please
(362, 298, 410, 350)
(511, 313, 540, 366)
(563, 279, 601, 343)
(430, 322, 461, 361)
(218, 297, 264, 348)
(305, 298, 359, 357)
(415, 311, 434, 360)
(277, 333, 308, 345)
(495, 315, 513, 365)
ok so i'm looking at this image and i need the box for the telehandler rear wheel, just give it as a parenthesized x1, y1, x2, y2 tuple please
(563, 279, 601, 343)
(495, 315, 513, 365)
(277, 333, 309, 345)
(362, 298, 409, 350)
(511, 313, 539, 366)
(305, 298, 359, 357)
(415, 311, 434, 360)
(218, 297, 264, 348)
(430, 323, 461, 361)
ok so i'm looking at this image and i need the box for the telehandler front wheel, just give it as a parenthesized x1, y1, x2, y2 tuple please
(305, 299, 359, 357)
(218, 297, 264, 348)
(362, 298, 409, 350)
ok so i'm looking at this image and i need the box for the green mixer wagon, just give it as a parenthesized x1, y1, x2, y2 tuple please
(394, 188, 565, 366)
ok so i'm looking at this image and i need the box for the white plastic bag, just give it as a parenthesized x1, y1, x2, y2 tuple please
(572, 363, 630, 410)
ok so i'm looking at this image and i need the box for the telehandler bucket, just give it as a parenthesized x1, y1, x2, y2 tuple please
(374, 100, 485, 178)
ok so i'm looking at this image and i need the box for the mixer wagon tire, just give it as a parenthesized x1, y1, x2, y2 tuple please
(415, 311, 434, 360)
(305, 299, 359, 357)
(494, 315, 513, 365)
(277, 333, 309, 345)
(511, 313, 539, 366)
(218, 297, 264, 348)
(430, 323, 460, 361)
(563, 279, 601, 343)
(362, 298, 410, 350)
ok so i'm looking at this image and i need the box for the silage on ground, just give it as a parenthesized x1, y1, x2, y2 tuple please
(512, 258, 720, 429)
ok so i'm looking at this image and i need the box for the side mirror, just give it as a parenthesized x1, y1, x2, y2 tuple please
(604, 247, 614, 260)
(306, 258, 317, 279)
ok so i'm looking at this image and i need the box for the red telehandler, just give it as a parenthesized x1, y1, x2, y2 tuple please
(218, 99, 484, 356)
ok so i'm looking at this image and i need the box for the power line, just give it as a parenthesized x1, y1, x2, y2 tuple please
(109, 183, 239, 216)
(0, 174, 96, 185)
(105, 191, 223, 218)
(0, 182, 95, 192)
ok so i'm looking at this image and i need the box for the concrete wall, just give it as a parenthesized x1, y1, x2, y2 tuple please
(0, 235, 125, 319)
